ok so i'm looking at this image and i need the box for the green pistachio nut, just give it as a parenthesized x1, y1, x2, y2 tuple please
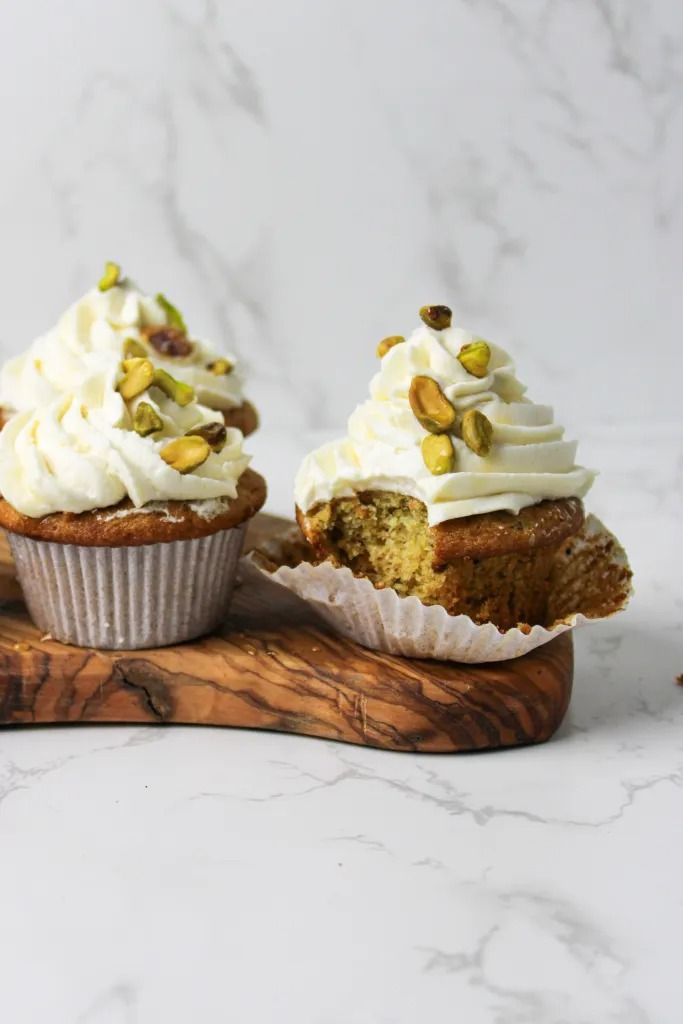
(190, 422, 228, 453)
(419, 305, 452, 331)
(457, 340, 490, 379)
(153, 368, 195, 407)
(98, 261, 121, 292)
(160, 435, 211, 474)
(461, 408, 493, 456)
(156, 293, 187, 333)
(421, 433, 455, 475)
(132, 401, 163, 437)
(118, 358, 155, 401)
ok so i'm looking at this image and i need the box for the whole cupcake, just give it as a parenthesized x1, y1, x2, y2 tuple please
(0, 261, 259, 436)
(295, 304, 596, 632)
(0, 303, 266, 649)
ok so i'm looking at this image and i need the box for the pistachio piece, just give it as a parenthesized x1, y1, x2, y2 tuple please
(143, 324, 193, 358)
(421, 433, 455, 475)
(207, 358, 234, 376)
(156, 293, 187, 333)
(419, 304, 452, 331)
(160, 435, 211, 474)
(117, 358, 155, 401)
(461, 408, 493, 456)
(153, 368, 195, 407)
(458, 340, 490, 379)
(408, 375, 456, 434)
(190, 421, 227, 453)
(123, 337, 148, 360)
(132, 401, 163, 437)
(98, 261, 121, 292)
(376, 335, 405, 359)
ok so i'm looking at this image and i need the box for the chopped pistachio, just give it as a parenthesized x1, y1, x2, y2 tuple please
(458, 340, 490, 379)
(160, 435, 211, 474)
(461, 408, 493, 456)
(409, 375, 456, 434)
(376, 335, 405, 359)
(421, 433, 455, 475)
(123, 337, 148, 360)
(207, 358, 234, 376)
(143, 325, 193, 358)
(153, 368, 195, 407)
(132, 401, 163, 437)
(117, 358, 155, 401)
(190, 421, 227, 453)
(419, 305, 452, 331)
(156, 292, 187, 333)
(98, 261, 121, 292)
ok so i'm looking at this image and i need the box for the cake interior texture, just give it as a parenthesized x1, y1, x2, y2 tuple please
(297, 491, 584, 630)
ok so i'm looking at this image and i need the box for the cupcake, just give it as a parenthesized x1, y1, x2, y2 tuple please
(0, 303, 266, 649)
(287, 303, 614, 646)
(0, 261, 259, 436)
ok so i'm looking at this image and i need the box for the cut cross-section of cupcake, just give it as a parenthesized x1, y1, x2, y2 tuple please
(294, 307, 599, 632)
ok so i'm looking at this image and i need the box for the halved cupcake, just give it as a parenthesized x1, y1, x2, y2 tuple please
(0, 336, 265, 649)
(0, 261, 259, 436)
(295, 304, 596, 632)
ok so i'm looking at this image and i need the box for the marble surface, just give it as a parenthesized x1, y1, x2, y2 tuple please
(0, 1, 681, 432)
(0, 424, 681, 1024)
(0, 0, 681, 1020)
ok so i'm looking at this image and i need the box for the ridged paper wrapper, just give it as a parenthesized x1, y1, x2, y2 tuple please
(245, 515, 631, 663)
(8, 525, 246, 650)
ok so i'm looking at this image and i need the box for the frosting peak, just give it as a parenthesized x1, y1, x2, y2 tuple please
(295, 320, 594, 525)
(0, 279, 246, 414)
(0, 372, 250, 518)
(0, 271, 252, 518)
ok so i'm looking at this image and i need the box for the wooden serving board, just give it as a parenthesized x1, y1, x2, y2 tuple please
(0, 514, 573, 753)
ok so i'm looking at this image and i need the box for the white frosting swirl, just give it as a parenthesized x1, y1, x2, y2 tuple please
(0, 361, 250, 518)
(295, 322, 594, 525)
(0, 281, 246, 413)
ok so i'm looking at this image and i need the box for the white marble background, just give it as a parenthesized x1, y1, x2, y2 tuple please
(0, 0, 681, 435)
(0, 3, 682, 1023)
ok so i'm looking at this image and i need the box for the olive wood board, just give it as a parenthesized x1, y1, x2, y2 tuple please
(0, 513, 573, 753)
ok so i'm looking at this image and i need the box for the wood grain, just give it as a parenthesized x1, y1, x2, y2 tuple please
(0, 514, 573, 752)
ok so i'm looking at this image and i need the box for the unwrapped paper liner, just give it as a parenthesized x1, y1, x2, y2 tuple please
(245, 515, 631, 663)
(9, 525, 246, 650)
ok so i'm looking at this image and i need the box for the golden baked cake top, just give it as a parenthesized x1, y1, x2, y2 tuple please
(295, 305, 594, 526)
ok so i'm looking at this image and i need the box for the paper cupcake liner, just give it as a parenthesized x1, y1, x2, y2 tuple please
(245, 515, 632, 663)
(9, 525, 246, 650)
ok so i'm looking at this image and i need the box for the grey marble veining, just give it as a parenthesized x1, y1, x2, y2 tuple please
(0, 2, 680, 1021)
(0, 0, 681, 434)
(0, 423, 680, 1024)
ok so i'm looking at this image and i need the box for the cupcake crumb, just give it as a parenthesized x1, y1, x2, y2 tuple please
(12, 641, 30, 652)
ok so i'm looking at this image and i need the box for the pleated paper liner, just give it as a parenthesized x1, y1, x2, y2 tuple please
(8, 524, 246, 650)
(245, 515, 632, 663)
